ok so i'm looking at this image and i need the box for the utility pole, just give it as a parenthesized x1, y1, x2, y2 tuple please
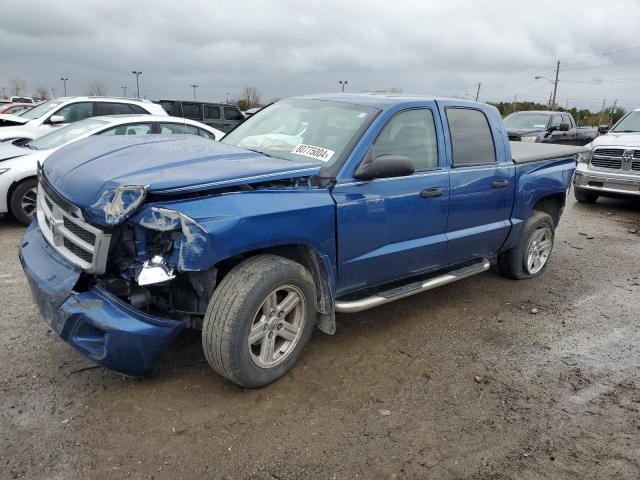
(60, 77, 68, 96)
(226, 92, 230, 103)
(475, 82, 481, 101)
(339, 80, 348, 92)
(551, 60, 560, 110)
(131, 71, 142, 99)
(191, 83, 198, 100)
(51, 88, 56, 99)
(513, 95, 517, 113)
(121, 85, 127, 97)
(609, 99, 618, 126)
(598, 99, 607, 125)
(565, 99, 569, 110)
(1, 87, 6, 99)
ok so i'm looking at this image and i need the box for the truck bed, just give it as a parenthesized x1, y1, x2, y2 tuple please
(510, 141, 588, 164)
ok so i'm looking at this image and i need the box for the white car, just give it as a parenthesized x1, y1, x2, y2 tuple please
(0, 115, 223, 224)
(0, 97, 168, 143)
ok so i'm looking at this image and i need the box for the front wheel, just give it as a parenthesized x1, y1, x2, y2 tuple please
(9, 178, 38, 225)
(497, 211, 555, 280)
(202, 254, 316, 388)
(574, 187, 599, 203)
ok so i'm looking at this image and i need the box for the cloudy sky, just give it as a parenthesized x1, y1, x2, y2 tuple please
(2, 0, 640, 111)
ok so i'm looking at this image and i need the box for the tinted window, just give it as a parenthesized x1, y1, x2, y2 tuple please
(159, 123, 199, 135)
(179, 103, 201, 120)
(223, 107, 243, 121)
(446, 108, 496, 166)
(372, 109, 438, 171)
(100, 123, 153, 135)
(550, 115, 562, 127)
(562, 114, 572, 126)
(198, 128, 216, 140)
(205, 105, 221, 119)
(128, 104, 148, 114)
(54, 102, 95, 123)
(96, 102, 135, 116)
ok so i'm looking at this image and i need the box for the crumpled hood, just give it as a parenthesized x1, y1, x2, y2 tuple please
(42, 135, 323, 225)
(0, 142, 30, 162)
(589, 132, 640, 149)
(0, 113, 30, 127)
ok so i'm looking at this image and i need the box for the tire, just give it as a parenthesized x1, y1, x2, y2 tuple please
(497, 211, 555, 280)
(202, 254, 316, 388)
(9, 178, 38, 225)
(574, 187, 598, 204)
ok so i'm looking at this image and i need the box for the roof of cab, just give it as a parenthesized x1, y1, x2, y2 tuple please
(291, 92, 479, 110)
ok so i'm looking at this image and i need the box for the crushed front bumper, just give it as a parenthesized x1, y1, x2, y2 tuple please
(574, 164, 640, 197)
(19, 221, 184, 376)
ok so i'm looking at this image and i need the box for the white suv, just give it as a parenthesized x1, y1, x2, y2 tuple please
(0, 97, 168, 142)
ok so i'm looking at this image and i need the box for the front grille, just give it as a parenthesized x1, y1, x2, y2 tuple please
(36, 185, 111, 274)
(632, 162, 640, 171)
(594, 148, 623, 157)
(591, 157, 622, 169)
(634, 151, 640, 159)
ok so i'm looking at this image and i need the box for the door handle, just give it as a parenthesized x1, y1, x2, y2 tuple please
(492, 179, 509, 188)
(420, 187, 444, 199)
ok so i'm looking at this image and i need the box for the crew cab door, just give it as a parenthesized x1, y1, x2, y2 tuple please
(332, 106, 450, 295)
(438, 103, 515, 265)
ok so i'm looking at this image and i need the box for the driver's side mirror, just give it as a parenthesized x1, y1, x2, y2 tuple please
(559, 122, 570, 132)
(49, 115, 65, 124)
(354, 152, 415, 181)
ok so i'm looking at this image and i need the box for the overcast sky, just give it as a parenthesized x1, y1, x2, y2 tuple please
(2, 0, 640, 111)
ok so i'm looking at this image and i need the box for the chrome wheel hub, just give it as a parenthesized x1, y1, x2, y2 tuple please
(21, 187, 38, 218)
(248, 285, 306, 368)
(525, 226, 553, 274)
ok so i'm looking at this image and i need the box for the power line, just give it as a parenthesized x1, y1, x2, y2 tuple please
(560, 45, 640, 61)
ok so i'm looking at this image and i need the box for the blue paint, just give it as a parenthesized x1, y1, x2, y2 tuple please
(21, 94, 577, 376)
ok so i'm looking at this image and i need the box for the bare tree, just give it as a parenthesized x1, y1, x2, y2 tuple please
(236, 86, 262, 110)
(87, 82, 108, 96)
(35, 87, 49, 101)
(9, 78, 27, 96)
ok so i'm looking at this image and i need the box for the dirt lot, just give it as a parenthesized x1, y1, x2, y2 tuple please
(1, 195, 639, 480)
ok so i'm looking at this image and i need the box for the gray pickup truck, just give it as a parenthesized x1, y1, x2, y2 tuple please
(573, 108, 640, 202)
(504, 111, 597, 146)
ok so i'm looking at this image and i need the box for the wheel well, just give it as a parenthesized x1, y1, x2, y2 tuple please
(533, 193, 565, 227)
(7, 175, 37, 210)
(215, 244, 336, 335)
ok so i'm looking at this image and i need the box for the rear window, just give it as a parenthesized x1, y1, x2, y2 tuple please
(445, 108, 496, 166)
(224, 107, 243, 121)
(205, 105, 221, 119)
(180, 103, 201, 120)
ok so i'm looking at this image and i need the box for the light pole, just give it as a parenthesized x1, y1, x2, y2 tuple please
(51, 88, 56, 99)
(121, 85, 127, 97)
(534, 61, 560, 109)
(226, 92, 230, 103)
(191, 83, 199, 100)
(131, 71, 142, 99)
(338, 80, 348, 92)
(60, 77, 68, 96)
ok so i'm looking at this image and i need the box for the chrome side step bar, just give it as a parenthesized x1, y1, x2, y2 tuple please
(335, 258, 491, 313)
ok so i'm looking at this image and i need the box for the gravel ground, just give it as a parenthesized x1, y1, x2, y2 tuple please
(1, 196, 639, 480)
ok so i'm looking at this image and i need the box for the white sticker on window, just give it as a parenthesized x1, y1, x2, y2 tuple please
(291, 144, 335, 162)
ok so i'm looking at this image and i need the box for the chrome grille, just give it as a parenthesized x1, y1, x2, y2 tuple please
(632, 162, 640, 172)
(591, 148, 623, 170)
(36, 185, 111, 274)
(594, 148, 623, 157)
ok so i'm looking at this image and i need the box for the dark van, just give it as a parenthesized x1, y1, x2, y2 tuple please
(158, 100, 245, 132)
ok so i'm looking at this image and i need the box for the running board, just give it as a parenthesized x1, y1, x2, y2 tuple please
(334, 258, 491, 313)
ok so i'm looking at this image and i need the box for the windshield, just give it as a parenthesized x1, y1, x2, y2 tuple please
(19, 99, 65, 120)
(27, 118, 109, 150)
(222, 99, 378, 166)
(503, 113, 550, 129)
(611, 111, 640, 133)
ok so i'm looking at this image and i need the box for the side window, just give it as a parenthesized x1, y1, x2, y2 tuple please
(562, 114, 572, 127)
(128, 104, 149, 114)
(550, 115, 562, 127)
(99, 123, 154, 135)
(204, 105, 221, 120)
(179, 103, 201, 120)
(198, 128, 216, 140)
(96, 103, 136, 116)
(159, 123, 199, 135)
(223, 107, 243, 121)
(372, 109, 438, 171)
(445, 108, 496, 166)
(54, 102, 95, 123)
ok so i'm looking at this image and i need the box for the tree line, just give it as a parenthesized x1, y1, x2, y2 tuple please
(490, 100, 626, 127)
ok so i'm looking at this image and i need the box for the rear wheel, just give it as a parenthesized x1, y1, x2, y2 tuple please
(202, 254, 316, 388)
(497, 211, 555, 280)
(574, 187, 599, 203)
(9, 178, 38, 225)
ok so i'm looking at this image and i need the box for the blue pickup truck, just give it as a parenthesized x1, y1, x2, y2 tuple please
(19, 94, 583, 388)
